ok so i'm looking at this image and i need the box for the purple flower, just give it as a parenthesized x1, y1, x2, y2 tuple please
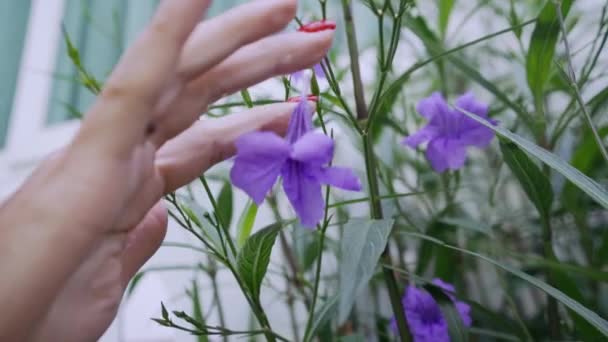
(230, 97, 361, 227)
(391, 279, 472, 342)
(403, 92, 496, 173)
(291, 63, 326, 84)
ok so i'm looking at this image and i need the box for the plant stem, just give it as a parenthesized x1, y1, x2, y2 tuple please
(341, 0, 368, 120)
(363, 135, 412, 342)
(200, 176, 238, 256)
(303, 222, 329, 342)
(554, 0, 608, 165)
(209, 261, 228, 340)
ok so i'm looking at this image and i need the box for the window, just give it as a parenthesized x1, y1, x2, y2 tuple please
(0, 1, 32, 147)
(47, 0, 158, 124)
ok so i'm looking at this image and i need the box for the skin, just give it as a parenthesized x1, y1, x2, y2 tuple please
(0, 0, 335, 341)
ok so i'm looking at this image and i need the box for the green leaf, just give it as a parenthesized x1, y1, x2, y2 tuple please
(457, 107, 608, 209)
(127, 271, 145, 297)
(425, 285, 468, 342)
(500, 141, 554, 222)
(308, 295, 338, 340)
(236, 222, 282, 300)
(338, 219, 394, 323)
(402, 231, 608, 337)
(161, 302, 169, 321)
(190, 280, 208, 342)
(294, 227, 322, 272)
(181, 204, 203, 228)
(526, 0, 575, 101)
(217, 182, 233, 230)
(439, 0, 456, 38)
(236, 200, 258, 248)
(240, 88, 254, 108)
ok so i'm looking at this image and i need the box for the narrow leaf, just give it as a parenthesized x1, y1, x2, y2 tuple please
(237, 200, 258, 248)
(500, 141, 554, 221)
(457, 107, 608, 209)
(338, 219, 394, 323)
(403, 232, 608, 336)
(526, 0, 575, 100)
(190, 280, 208, 342)
(127, 271, 146, 297)
(217, 182, 233, 230)
(439, 0, 456, 38)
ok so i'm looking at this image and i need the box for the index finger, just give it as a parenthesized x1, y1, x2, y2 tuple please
(78, 0, 212, 156)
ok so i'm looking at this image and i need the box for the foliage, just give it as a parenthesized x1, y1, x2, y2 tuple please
(65, 0, 608, 340)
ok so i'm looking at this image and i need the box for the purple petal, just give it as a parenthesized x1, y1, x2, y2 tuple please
(290, 132, 334, 165)
(426, 138, 467, 173)
(285, 98, 314, 144)
(431, 278, 473, 327)
(282, 161, 324, 227)
(402, 285, 450, 342)
(416, 92, 450, 120)
(458, 124, 495, 148)
(230, 132, 290, 204)
(290, 70, 304, 84)
(402, 125, 439, 148)
(455, 92, 489, 118)
(431, 278, 456, 294)
(456, 301, 473, 327)
(313, 166, 361, 191)
(313, 63, 326, 79)
(454, 92, 495, 148)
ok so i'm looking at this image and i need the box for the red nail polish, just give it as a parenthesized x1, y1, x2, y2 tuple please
(287, 95, 319, 103)
(298, 20, 336, 33)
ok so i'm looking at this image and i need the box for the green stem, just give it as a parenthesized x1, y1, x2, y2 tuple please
(200, 176, 238, 257)
(541, 217, 561, 339)
(302, 222, 329, 342)
(363, 135, 412, 342)
(341, 0, 368, 120)
(209, 262, 228, 341)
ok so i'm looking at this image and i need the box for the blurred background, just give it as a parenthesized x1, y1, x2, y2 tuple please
(1, 0, 607, 341)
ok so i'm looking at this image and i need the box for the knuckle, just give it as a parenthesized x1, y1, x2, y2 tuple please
(268, 0, 297, 26)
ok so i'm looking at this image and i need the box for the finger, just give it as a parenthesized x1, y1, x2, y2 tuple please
(153, 30, 334, 146)
(177, 0, 297, 81)
(156, 102, 312, 193)
(198, 30, 334, 105)
(121, 201, 168, 287)
(78, 0, 211, 156)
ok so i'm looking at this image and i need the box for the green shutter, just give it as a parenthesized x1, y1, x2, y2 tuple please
(0, 1, 31, 147)
(48, 0, 158, 124)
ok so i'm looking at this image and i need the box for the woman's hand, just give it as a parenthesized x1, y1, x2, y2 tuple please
(0, 0, 334, 340)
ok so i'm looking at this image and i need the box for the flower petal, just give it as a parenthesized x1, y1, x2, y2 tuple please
(230, 132, 290, 204)
(314, 166, 362, 191)
(417, 92, 450, 120)
(426, 138, 467, 173)
(456, 301, 473, 327)
(458, 124, 495, 148)
(285, 97, 314, 144)
(290, 132, 334, 165)
(402, 125, 439, 148)
(455, 92, 489, 118)
(313, 63, 326, 79)
(290, 70, 304, 84)
(282, 161, 324, 227)
(454, 92, 496, 147)
(402, 285, 450, 342)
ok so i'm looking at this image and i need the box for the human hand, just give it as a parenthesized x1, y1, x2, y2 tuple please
(0, 0, 334, 340)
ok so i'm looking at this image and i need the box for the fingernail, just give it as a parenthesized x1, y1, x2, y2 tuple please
(287, 95, 319, 103)
(298, 20, 336, 33)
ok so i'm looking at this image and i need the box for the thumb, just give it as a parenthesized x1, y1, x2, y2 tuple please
(121, 201, 168, 287)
